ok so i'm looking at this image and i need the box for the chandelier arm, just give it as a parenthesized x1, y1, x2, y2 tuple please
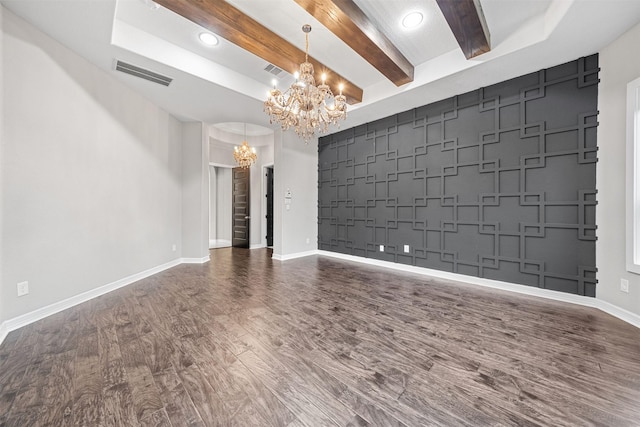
(263, 24, 347, 143)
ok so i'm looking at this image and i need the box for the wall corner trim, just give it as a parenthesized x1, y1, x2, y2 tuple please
(0, 255, 211, 346)
(181, 256, 210, 264)
(595, 299, 640, 329)
(272, 250, 319, 261)
(0, 323, 9, 349)
(316, 250, 640, 329)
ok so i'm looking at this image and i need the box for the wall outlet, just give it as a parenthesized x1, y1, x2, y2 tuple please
(379, 245, 384, 252)
(404, 244, 410, 253)
(17, 281, 29, 297)
(306, 237, 310, 244)
(621, 278, 629, 293)
(172, 244, 177, 252)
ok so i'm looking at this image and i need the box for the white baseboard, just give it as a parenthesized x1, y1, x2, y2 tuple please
(272, 250, 319, 261)
(181, 256, 210, 264)
(2, 251, 638, 347)
(317, 250, 640, 329)
(209, 239, 231, 249)
(0, 255, 212, 346)
(250, 244, 266, 250)
(595, 299, 640, 328)
(0, 322, 9, 348)
(0, 258, 182, 345)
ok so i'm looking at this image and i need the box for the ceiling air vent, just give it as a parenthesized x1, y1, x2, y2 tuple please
(114, 60, 172, 87)
(264, 63, 285, 77)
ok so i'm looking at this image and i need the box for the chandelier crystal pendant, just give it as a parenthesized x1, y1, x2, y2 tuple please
(264, 24, 348, 143)
(233, 124, 257, 168)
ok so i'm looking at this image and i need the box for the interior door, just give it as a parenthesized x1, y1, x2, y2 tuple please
(266, 167, 274, 247)
(232, 167, 250, 248)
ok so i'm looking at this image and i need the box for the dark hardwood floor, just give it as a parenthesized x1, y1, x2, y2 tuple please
(1, 248, 640, 426)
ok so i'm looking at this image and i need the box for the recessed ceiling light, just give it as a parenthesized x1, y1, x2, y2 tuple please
(199, 32, 219, 46)
(402, 11, 423, 29)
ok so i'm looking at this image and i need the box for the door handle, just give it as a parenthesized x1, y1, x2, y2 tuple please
(245, 216, 250, 219)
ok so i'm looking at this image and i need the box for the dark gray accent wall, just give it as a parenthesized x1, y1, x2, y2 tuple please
(318, 55, 599, 296)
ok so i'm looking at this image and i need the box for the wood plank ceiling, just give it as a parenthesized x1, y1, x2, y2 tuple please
(153, 0, 491, 104)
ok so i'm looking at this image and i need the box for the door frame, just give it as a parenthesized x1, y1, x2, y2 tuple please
(232, 167, 251, 248)
(261, 163, 274, 248)
(208, 163, 235, 249)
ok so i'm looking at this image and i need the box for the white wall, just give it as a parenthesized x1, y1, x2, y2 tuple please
(209, 165, 217, 241)
(273, 130, 318, 257)
(216, 167, 232, 243)
(249, 143, 274, 248)
(210, 130, 274, 249)
(597, 21, 640, 317)
(259, 144, 275, 248)
(1, 8, 182, 320)
(210, 139, 236, 167)
(0, 4, 4, 326)
(181, 122, 209, 260)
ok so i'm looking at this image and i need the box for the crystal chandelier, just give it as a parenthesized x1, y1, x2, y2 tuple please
(264, 24, 348, 142)
(233, 124, 257, 168)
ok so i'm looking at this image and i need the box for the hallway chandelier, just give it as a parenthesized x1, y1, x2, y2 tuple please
(233, 124, 257, 168)
(264, 24, 348, 143)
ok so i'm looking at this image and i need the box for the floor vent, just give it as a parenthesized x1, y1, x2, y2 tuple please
(115, 60, 172, 86)
(264, 63, 285, 77)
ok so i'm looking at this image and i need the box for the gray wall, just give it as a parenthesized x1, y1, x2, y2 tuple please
(1, 7, 183, 320)
(319, 56, 599, 296)
(597, 22, 640, 315)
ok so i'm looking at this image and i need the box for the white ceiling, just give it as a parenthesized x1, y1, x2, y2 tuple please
(3, 0, 640, 139)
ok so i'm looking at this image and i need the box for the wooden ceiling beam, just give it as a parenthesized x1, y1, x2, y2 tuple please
(435, 0, 491, 59)
(294, 0, 414, 87)
(153, 0, 363, 104)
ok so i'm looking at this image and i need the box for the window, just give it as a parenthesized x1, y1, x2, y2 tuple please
(626, 76, 640, 274)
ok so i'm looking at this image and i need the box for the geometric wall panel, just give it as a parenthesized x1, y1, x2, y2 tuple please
(318, 55, 599, 296)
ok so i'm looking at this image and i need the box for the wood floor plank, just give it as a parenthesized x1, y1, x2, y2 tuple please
(100, 382, 139, 427)
(152, 367, 205, 427)
(73, 324, 102, 427)
(237, 350, 341, 426)
(1, 247, 640, 426)
(176, 363, 230, 426)
(139, 408, 172, 427)
(223, 352, 297, 427)
(119, 339, 165, 423)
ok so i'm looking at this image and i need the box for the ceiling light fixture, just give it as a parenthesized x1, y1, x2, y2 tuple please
(234, 123, 257, 168)
(199, 32, 219, 46)
(402, 11, 423, 29)
(264, 24, 347, 143)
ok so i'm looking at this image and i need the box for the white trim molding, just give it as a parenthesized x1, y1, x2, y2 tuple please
(0, 255, 212, 346)
(3, 250, 638, 346)
(316, 250, 640, 329)
(0, 258, 182, 344)
(181, 256, 210, 264)
(0, 322, 9, 347)
(272, 250, 319, 261)
(627, 76, 640, 275)
(596, 299, 640, 329)
(250, 244, 266, 250)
